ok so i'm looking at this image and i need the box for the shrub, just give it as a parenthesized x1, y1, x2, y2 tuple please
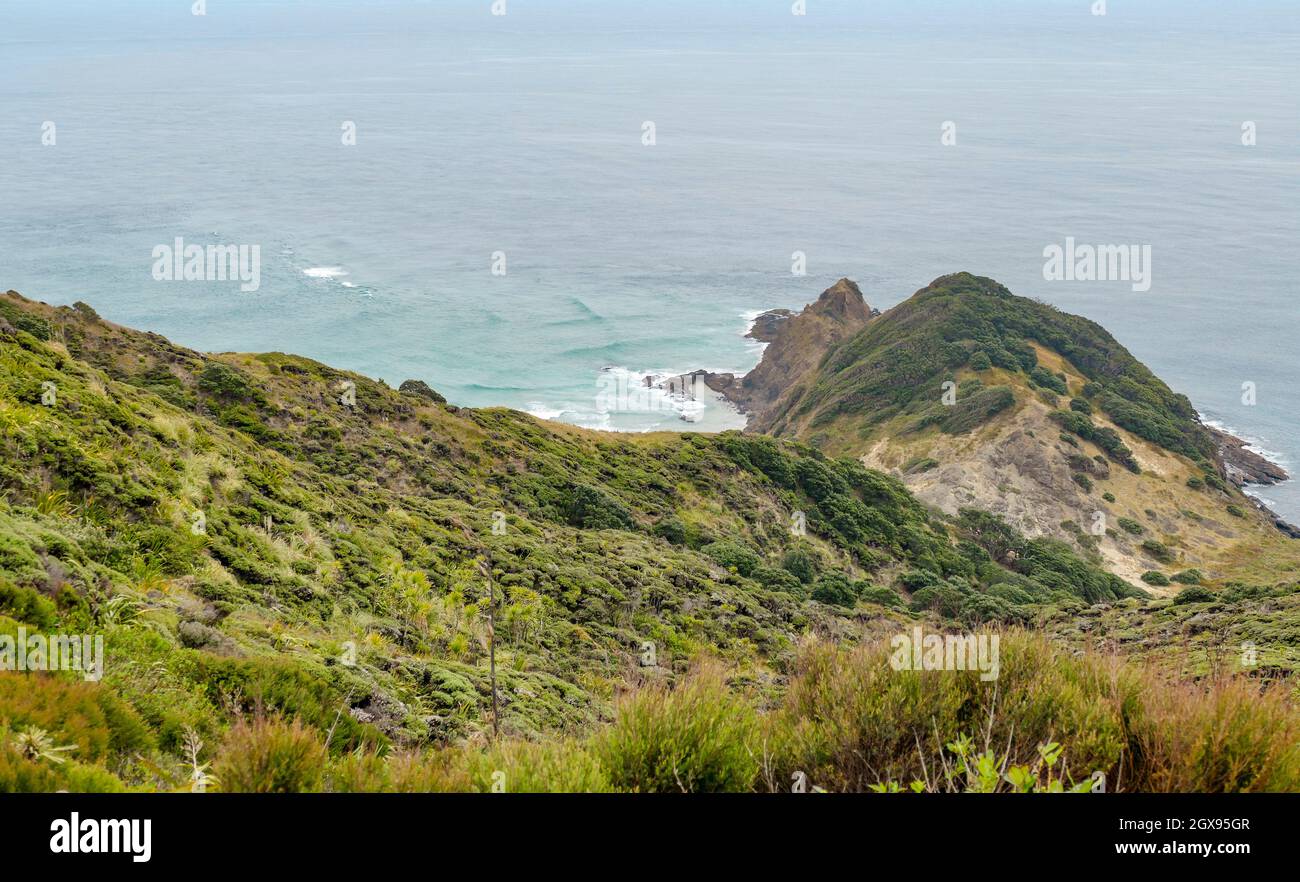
(1171, 569, 1203, 585)
(197, 362, 257, 402)
(810, 574, 856, 608)
(0, 674, 153, 762)
(597, 665, 759, 793)
(563, 484, 634, 531)
(927, 386, 1015, 435)
(0, 581, 57, 629)
(1072, 473, 1093, 492)
(968, 351, 991, 371)
(1122, 673, 1300, 792)
(1141, 539, 1174, 563)
(1102, 492, 1115, 503)
(1204, 473, 1229, 493)
(1117, 517, 1144, 536)
(1029, 367, 1068, 396)
(857, 583, 902, 608)
(701, 541, 760, 578)
(0, 743, 126, 793)
(770, 631, 1300, 793)
(1186, 476, 1205, 490)
(1069, 397, 1093, 415)
(769, 633, 1130, 792)
(650, 517, 686, 546)
(1141, 571, 1170, 586)
(213, 716, 328, 793)
(781, 547, 819, 584)
(1172, 586, 1214, 605)
(466, 741, 609, 793)
(752, 565, 801, 594)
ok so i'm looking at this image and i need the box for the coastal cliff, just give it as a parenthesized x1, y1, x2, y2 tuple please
(699, 273, 1298, 586)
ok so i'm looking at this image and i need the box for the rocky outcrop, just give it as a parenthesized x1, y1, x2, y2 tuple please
(683, 279, 874, 422)
(1210, 427, 1289, 487)
(746, 309, 793, 342)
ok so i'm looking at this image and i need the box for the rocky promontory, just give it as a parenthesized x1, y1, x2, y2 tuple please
(666, 278, 875, 424)
(1210, 427, 1290, 487)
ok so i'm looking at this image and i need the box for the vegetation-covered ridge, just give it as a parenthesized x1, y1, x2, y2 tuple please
(0, 287, 1294, 793)
(747, 273, 1298, 590)
(758, 272, 1214, 463)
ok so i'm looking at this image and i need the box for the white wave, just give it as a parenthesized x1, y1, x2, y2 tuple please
(1199, 414, 1291, 466)
(302, 266, 349, 279)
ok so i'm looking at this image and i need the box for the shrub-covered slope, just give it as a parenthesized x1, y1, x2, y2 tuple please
(752, 274, 1300, 588)
(756, 273, 1212, 460)
(0, 289, 1151, 791)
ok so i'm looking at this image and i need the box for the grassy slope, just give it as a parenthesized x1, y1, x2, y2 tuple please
(757, 273, 1300, 590)
(0, 289, 1167, 791)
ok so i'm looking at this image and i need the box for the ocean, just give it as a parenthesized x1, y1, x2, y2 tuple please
(2, 0, 1297, 519)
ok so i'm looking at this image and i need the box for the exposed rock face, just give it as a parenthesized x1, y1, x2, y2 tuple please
(746, 309, 793, 342)
(1210, 428, 1289, 487)
(700, 279, 874, 421)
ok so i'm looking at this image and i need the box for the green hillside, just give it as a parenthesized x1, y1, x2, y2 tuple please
(0, 287, 1295, 793)
(759, 272, 1214, 464)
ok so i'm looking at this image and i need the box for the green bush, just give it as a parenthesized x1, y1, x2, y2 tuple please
(701, 541, 760, 578)
(1141, 571, 1170, 586)
(1030, 367, 1068, 396)
(1141, 539, 1174, 563)
(0, 581, 57, 629)
(197, 362, 258, 402)
(650, 517, 686, 545)
(563, 484, 634, 531)
(1172, 586, 1214, 605)
(857, 583, 902, 608)
(213, 716, 328, 792)
(597, 666, 759, 793)
(781, 547, 819, 584)
(1117, 518, 1144, 536)
(810, 574, 856, 608)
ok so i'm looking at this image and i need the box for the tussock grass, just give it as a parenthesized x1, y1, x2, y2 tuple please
(769, 631, 1299, 793)
(155, 634, 1300, 793)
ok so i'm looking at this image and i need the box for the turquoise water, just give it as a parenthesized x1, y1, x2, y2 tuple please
(2, 0, 1298, 518)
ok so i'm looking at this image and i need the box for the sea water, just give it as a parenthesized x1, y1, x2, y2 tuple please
(1, 0, 1297, 518)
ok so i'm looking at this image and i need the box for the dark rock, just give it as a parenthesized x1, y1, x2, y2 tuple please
(1211, 427, 1288, 486)
(678, 278, 875, 425)
(746, 309, 793, 342)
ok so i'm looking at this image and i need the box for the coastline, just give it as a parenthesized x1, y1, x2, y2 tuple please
(670, 304, 1300, 539)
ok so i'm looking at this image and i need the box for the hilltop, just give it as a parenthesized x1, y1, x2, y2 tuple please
(717, 273, 1299, 589)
